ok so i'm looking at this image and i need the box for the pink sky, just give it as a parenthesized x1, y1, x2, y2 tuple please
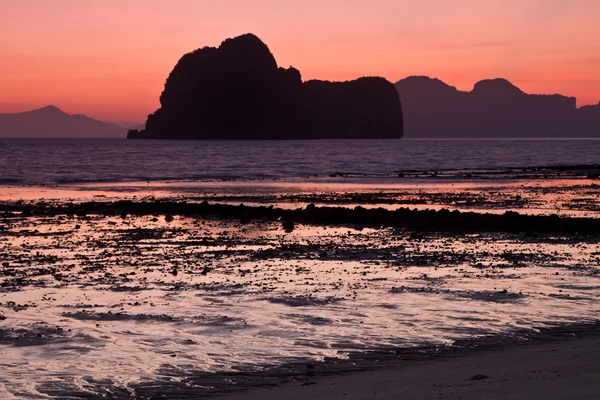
(1, 0, 599, 122)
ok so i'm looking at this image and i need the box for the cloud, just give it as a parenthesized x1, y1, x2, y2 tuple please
(428, 41, 516, 51)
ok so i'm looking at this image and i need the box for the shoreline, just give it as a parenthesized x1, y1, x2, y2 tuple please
(0, 162, 599, 189)
(3, 198, 600, 234)
(1, 178, 599, 398)
(214, 324, 600, 400)
(1, 171, 598, 219)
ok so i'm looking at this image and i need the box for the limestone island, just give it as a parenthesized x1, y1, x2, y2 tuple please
(128, 34, 403, 140)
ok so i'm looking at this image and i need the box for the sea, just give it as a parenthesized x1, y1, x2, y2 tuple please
(0, 138, 599, 185)
(1, 138, 600, 398)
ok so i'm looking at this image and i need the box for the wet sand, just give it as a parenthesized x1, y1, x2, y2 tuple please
(218, 334, 600, 400)
(1, 177, 599, 398)
(1, 173, 599, 218)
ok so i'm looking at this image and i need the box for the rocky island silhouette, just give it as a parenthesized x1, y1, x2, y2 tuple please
(127, 34, 404, 140)
(395, 76, 600, 138)
(7, 36, 599, 140)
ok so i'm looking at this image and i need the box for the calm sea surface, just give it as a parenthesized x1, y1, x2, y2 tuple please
(0, 138, 599, 185)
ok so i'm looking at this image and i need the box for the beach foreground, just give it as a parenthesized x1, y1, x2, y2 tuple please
(1, 178, 599, 398)
(219, 334, 600, 400)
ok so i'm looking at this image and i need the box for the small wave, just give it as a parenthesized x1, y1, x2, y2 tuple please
(0, 326, 97, 347)
(0, 178, 21, 184)
(265, 295, 343, 307)
(390, 286, 526, 303)
(62, 311, 181, 323)
(284, 313, 334, 326)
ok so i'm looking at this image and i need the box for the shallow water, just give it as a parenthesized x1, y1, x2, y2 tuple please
(3, 177, 599, 219)
(1, 139, 599, 397)
(1, 207, 599, 398)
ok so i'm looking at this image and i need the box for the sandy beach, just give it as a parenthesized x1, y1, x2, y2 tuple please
(1, 179, 599, 398)
(219, 334, 600, 400)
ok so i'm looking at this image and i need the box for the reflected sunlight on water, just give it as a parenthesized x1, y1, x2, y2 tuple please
(1, 212, 599, 397)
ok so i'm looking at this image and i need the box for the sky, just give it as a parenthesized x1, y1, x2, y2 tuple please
(1, 0, 599, 123)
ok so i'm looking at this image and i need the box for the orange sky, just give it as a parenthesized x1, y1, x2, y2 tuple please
(1, 0, 599, 122)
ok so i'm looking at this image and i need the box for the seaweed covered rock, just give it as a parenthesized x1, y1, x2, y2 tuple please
(129, 34, 403, 140)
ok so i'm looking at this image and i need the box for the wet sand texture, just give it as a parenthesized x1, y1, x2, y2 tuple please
(1, 191, 599, 398)
(219, 335, 600, 400)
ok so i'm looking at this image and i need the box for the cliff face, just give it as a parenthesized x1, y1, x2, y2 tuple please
(129, 34, 403, 140)
(578, 103, 600, 134)
(396, 76, 597, 138)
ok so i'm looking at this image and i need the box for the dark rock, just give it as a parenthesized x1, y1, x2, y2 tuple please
(7, 199, 600, 235)
(282, 220, 295, 233)
(239, 213, 250, 224)
(200, 267, 211, 276)
(129, 34, 403, 140)
(468, 374, 490, 381)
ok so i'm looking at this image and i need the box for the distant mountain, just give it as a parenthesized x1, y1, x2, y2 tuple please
(129, 33, 403, 140)
(395, 76, 600, 138)
(0, 105, 127, 138)
(578, 102, 600, 133)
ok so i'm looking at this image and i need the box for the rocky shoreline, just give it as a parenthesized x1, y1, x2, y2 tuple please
(3, 199, 600, 235)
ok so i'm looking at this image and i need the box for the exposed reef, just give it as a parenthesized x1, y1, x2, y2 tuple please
(128, 34, 403, 140)
(3, 200, 600, 235)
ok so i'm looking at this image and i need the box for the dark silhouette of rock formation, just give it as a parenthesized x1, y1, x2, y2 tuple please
(395, 76, 600, 138)
(9, 199, 600, 235)
(0, 105, 127, 138)
(128, 34, 403, 140)
(578, 102, 600, 134)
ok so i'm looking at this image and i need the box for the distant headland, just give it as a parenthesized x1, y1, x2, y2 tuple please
(4, 39, 600, 140)
(0, 105, 127, 139)
(127, 34, 404, 140)
(395, 76, 600, 138)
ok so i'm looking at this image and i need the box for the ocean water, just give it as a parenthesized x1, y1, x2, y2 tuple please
(1, 138, 600, 398)
(0, 138, 599, 185)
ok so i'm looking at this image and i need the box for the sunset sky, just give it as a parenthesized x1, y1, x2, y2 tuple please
(1, 0, 600, 122)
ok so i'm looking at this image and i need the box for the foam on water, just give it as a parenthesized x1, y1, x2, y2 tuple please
(1, 139, 599, 397)
(1, 212, 599, 397)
